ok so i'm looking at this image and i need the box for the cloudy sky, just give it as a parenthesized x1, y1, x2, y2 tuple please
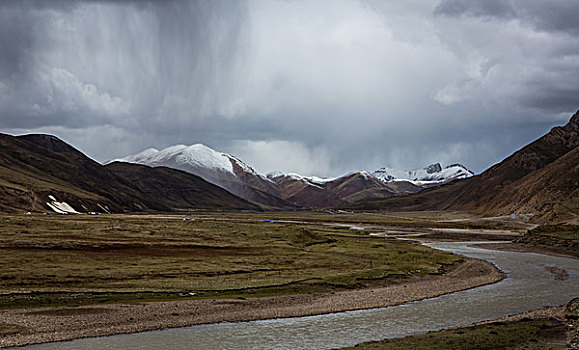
(1, 0, 578, 177)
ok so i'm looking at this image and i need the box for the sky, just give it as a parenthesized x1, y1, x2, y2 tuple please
(1, 0, 578, 177)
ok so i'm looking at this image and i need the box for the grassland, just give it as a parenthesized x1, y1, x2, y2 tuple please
(0, 212, 467, 308)
(513, 224, 579, 258)
(343, 318, 566, 350)
(346, 298, 579, 349)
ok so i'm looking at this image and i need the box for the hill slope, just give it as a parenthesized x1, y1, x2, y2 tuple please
(105, 162, 260, 211)
(355, 111, 579, 223)
(490, 146, 579, 223)
(0, 134, 257, 213)
(112, 145, 291, 209)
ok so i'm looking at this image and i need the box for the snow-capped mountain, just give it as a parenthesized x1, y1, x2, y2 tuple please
(111, 144, 290, 208)
(266, 171, 405, 208)
(266, 172, 341, 186)
(114, 144, 258, 177)
(113, 144, 474, 208)
(372, 163, 474, 185)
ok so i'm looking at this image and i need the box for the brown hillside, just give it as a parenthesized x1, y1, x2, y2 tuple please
(0, 134, 257, 213)
(106, 162, 260, 211)
(354, 110, 579, 223)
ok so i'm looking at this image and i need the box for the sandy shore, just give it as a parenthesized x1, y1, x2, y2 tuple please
(0, 258, 503, 348)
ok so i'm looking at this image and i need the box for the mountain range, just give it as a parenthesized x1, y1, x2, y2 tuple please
(113, 146, 473, 208)
(0, 110, 577, 223)
(0, 134, 258, 213)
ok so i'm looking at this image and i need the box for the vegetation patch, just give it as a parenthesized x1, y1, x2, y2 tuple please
(516, 224, 579, 258)
(344, 318, 566, 350)
(0, 213, 463, 308)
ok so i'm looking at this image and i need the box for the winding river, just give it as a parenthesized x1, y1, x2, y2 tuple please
(24, 241, 579, 350)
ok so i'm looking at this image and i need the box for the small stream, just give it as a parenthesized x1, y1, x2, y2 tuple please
(23, 240, 579, 350)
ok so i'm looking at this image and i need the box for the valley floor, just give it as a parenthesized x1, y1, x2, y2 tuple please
(0, 210, 575, 348)
(0, 258, 501, 348)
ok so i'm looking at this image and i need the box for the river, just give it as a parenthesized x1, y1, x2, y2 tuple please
(23, 241, 579, 350)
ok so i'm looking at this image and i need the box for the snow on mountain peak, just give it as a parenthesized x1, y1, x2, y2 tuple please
(113, 144, 473, 188)
(174, 144, 234, 173)
(424, 163, 442, 174)
(373, 163, 474, 184)
(113, 143, 236, 174)
(267, 171, 338, 185)
(266, 171, 285, 179)
(114, 148, 159, 163)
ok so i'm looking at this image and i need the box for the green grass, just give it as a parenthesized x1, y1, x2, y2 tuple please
(529, 225, 579, 240)
(344, 318, 566, 350)
(0, 213, 462, 308)
(516, 224, 579, 258)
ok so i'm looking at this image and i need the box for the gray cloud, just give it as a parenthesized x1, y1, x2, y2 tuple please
(434, 0, 516, 19)
(1, 0, 578, 177)
(435, 0, 579, 35)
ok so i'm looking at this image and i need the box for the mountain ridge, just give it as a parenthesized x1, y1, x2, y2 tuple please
(0, 133, 258, 213)
(116, 143, 474, 208)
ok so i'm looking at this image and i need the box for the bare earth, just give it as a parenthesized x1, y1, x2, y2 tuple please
(0, 258, 502, 348)
(474, 242, 579, 260)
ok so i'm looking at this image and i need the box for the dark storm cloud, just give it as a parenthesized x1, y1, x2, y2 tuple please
(0, 0, 248, 130)
(1, 0, 578, 176)
(432, 0, 579, 116)
(435, 0, 579, 35)
(434, 0, 516, 19)
(0, 8, 31, 79)
(518, 1, 579, 35)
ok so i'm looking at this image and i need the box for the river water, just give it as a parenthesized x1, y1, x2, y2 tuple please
(24, 241, 579, 350)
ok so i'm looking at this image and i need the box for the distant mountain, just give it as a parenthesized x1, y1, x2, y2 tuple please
(111, 145, 291, 209)
(116, 144, 472, 208)
(0, 134, 257, 213)
(372, 163, 474, 185)
(267, 171, 422, 208)
(265, 162, 471, 208)
(354, 110, 579, 224)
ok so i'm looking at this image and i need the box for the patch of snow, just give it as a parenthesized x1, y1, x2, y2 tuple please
(97, 203, 111, 214)
(46, 195, 79, 214)
(357, 171, 374, 180)
(266, 171, 285, 179)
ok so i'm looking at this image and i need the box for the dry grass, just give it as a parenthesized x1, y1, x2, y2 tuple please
(0, 213, 463, 307)
(343, 318, 566, 350)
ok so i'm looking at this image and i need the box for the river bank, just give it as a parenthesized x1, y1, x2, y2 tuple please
(475, 242, 579, 260)
(0, 258, 502, 348)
